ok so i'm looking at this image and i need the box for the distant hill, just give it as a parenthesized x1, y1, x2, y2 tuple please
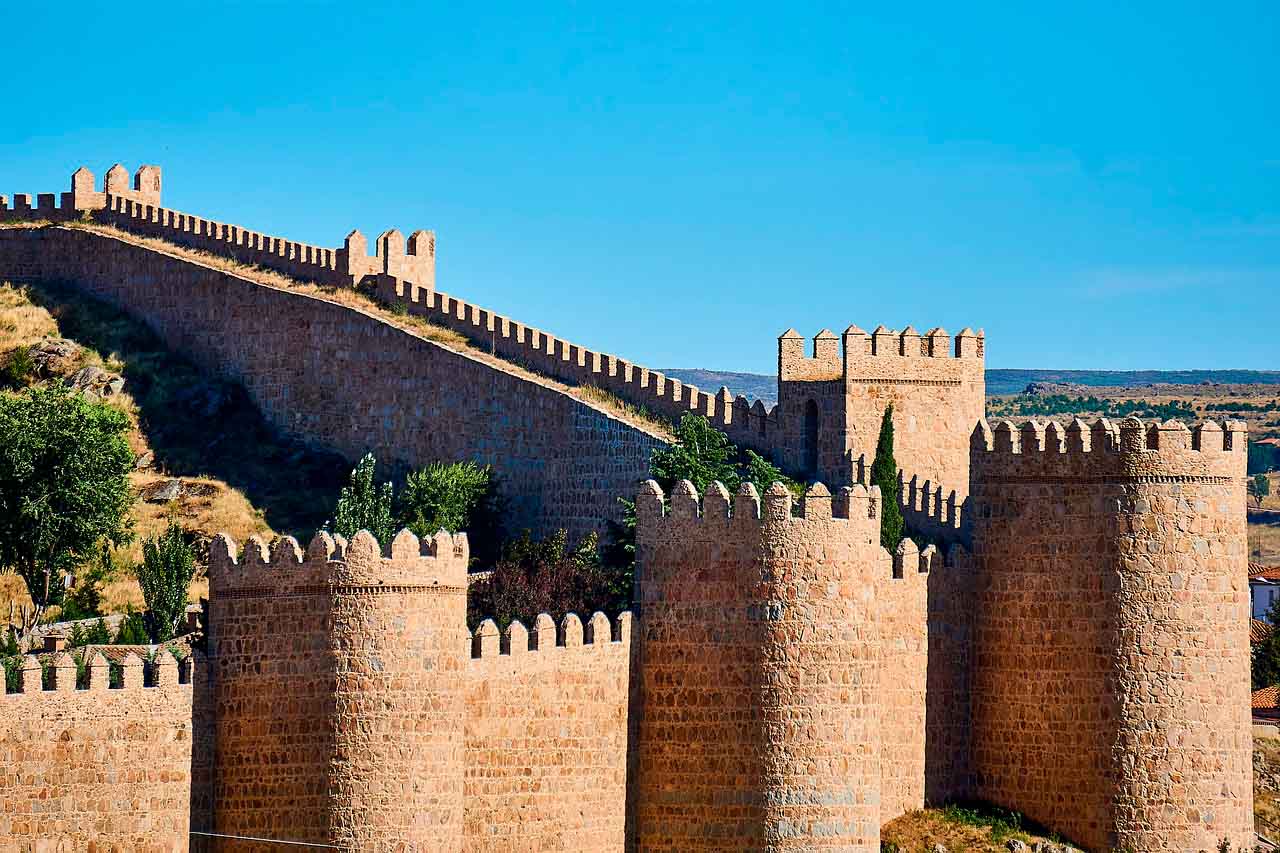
(661, 368, 1280, 406)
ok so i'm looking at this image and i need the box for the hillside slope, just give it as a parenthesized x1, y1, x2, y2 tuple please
(0, 222, 669, 543)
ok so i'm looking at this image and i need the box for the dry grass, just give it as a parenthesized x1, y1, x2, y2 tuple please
(1253, 516, 1280, 565)
(881, 805, 1067, 852)
(1258, 736, 1280, 840)
(0, 282, 59, 346)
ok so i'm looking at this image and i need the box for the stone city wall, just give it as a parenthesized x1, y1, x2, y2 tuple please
(0, 651, 198, 853)
(464, 611, 632, 852)
(969, 417, 1253, 852)
(0, 226, 666, 541)
(0, 165, 433, 288)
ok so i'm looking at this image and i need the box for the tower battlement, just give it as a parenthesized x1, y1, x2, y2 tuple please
(778, 324, 984, 381)
(209, 527, 468, 594)
(971, 416, 1247, 480)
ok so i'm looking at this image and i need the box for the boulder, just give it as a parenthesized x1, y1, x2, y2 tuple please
(143, 479, 184, 504)
(27, 337, 82, 378)
(67, 365, 126, 399)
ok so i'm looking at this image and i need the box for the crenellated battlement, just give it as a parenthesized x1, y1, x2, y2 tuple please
(0, 647, 195, 698)
(970, 416, 1247, 482)
(1, 164, 434, 289)
(208, 527, 469, 595)
(468, 610, 631, 660)
(633, 478, 882, 528)
(898, 470, 969, 545)
(778, 324, 984, 382)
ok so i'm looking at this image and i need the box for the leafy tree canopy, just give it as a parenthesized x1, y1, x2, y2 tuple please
(400, 460, 503, 565)
(0, 386, 134, 631)
(649, 414, 792, 497)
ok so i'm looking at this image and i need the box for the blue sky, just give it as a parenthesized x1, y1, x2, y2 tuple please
(3, 2, 1276, 373)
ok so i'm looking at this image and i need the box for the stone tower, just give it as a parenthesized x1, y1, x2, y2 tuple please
(632, 478, 890, 851)
(968, 416, 1253, 852)
(775, 325, 985, 491)
(327, 528, 469, 852)
(208, 527, 469, 851)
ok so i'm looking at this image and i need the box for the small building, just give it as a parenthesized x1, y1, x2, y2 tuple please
(1250, 563, 1280, 621)
(1255, 685, 1280, 721)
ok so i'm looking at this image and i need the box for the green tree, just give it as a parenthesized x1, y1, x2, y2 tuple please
(1253, 473, 1272, 509)
(0, 386, 133, 632)
(1253, 597, 1280, 690)
(870, 404, 904, 550)
(600, 414, 795, 611)
(113, 608, 149, 645)
(399, 461, 503, 565)
(136, 521, 196, 642)
(649, 414, 794, 496)
(332, 453, 395, 545)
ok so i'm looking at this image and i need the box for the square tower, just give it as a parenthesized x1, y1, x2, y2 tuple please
(776, 325, 985, 493)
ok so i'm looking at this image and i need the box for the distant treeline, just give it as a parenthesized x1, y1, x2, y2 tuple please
(1205, 400, 1280, 413)
(989, 395, 1197, 421)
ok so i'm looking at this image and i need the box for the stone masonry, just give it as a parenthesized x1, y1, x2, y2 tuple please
(0, 164, 1256, 852)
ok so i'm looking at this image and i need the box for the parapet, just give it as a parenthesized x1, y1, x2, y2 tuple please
(898, 471, 969, 545)
(778, 324, 984, 382)
(970, 416, 1247, 481)
(2, 163, 435, 290)
(634, 478, 881, 530)
(209, 527, 469, 596)
(468, 610, 632, 660)
(0, 648, 196, 698)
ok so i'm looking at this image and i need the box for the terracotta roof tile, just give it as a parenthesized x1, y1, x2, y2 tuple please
(1254, 619, 1275, 644)
(1251, 563, 1280, 580)
(1255, 685, 1280, 710)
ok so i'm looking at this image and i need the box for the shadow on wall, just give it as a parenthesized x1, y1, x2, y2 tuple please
(24, 280, 349, 537)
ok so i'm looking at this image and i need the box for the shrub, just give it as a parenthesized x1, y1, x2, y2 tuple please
(2, 656, 22, 693)
(332, 453, 395, 545)
(597, 414, 797, 610)
(113, 608, 149, 645)
(0, 385, 134, 631)
(84, 617, 111, 646)
(399, 461, 503, 565)
(136, 520, 196, 642)
(0, 626, 18, 656)
(467, 530, 612, 631)
(0, 345, 35, 389)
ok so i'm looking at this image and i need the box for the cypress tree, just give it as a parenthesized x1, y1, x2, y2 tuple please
(870, 404, 904, 549)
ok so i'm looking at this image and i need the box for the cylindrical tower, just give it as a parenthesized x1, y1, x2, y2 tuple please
(1108, 418, 1252, 851)
(969, 416, 1252, 852)
(326, 528, 469, 852)
(208, 533, 337, 850)
(634, 478, 885, 851)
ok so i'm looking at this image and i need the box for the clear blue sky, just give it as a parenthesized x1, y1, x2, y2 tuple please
(3, 2, 1276, 373)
